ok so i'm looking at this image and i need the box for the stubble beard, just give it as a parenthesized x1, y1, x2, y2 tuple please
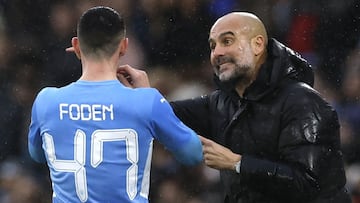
(217, 63, 252, 86)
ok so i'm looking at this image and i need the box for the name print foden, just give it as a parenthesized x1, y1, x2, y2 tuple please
(59, 103, 114, 121)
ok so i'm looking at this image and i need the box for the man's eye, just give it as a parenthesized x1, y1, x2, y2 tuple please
(209, 44, 215, 50)
(223, 39, 233, 45)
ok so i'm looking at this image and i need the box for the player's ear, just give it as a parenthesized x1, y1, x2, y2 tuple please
(119, 37, 128, 57)
(71, 37, 82, 60)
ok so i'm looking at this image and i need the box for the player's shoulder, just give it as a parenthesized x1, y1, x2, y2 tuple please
(34, 86, 60, 102)
(37, 86, 56, 95)
(135, 87, 162, 96)
(135, 87, 158, 92)
(36, 82, 76, 96)
(135, 87, 168, 105)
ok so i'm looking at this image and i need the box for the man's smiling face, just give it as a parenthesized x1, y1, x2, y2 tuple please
(209, 15, 257, 83)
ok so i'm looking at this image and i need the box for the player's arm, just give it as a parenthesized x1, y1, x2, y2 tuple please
(28, 94, 46, 163)
(108, 63, 202, 164)
(151, 91, 203, 166)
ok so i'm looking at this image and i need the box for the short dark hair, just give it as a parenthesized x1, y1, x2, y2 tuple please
(77, 6, 125, 58)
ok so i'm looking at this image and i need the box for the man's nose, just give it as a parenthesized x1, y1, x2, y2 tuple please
(212, 45, 225, 57)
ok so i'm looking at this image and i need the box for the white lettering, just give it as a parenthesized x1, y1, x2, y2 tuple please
(60, 103, 69, 120)
(81, 104, 91, 121)
(59, 103, 114, 121)
(92, 104, 102, 121)
(102, 104, 114, 120)
(69, 104, 81, 120)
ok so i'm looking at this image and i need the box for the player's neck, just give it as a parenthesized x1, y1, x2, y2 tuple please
(79, 59, 118, 81)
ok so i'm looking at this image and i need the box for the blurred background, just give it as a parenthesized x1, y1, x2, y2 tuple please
(0, 0, 359, 202)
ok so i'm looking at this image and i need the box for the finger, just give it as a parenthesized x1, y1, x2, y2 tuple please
(118, 64, 133, 73)
(203, 155, 216, 167)
(118, 65, 142, 80)
(200, 136, 211, 145)
(117, 65, 134, 79)
(117, 65, 135, 80)
(66, 47, 75, 52)
(202, 144, 214, 154)
(118, 64, 150, 88)
(203, 152, 211, 162)
(117, 73, 132, 87)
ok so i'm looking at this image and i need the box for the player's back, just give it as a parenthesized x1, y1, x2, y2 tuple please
(34, 80, 162, 203)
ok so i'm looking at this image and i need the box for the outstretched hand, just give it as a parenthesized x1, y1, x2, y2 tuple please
(200, 135, 241, 171)
(66, 47, 150, 88)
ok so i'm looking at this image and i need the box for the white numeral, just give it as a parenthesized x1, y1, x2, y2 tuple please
(44, 129, 139, 202)
(91, 129, 138, 199)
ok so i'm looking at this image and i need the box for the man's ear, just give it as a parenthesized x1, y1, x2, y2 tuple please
(71, 37, 82, 60)
(251, 35, 265, 56)
(119, 38, 128, 56)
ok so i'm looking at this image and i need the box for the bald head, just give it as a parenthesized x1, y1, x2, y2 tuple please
(211, 12, 268, 45)
(208, 12, 269, 93)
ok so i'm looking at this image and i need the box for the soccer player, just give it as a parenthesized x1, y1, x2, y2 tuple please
(28, 6, 203, 203)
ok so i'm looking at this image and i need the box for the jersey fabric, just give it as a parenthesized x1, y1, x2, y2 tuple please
(28, 80, 202, 203)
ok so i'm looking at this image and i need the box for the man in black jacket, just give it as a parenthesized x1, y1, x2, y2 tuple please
(169, 12, 350, 202)
(79, 11, 352, 203)
(171, 12, 351, 202)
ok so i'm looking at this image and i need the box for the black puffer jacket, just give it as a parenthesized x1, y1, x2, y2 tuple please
(171, 39, 351, 203)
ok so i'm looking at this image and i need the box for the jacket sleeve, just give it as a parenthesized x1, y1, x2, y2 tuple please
(170, 95, 212, 138)
(240, 84, 347, 200)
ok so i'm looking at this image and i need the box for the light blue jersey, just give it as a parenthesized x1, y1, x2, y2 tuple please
(28, 80, 202, 203)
